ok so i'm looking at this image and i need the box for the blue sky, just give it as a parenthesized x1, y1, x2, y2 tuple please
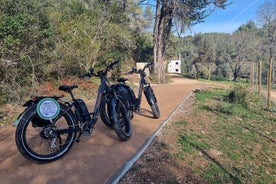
(185, 0, 265, 35)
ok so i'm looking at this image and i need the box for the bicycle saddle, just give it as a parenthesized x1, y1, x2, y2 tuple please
(58, 85, 78, 92)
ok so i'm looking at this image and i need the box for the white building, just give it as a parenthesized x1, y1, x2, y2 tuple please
(168, 60, 181, 74)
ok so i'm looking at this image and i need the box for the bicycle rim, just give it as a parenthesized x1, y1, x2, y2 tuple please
(15, 106, 76, 162)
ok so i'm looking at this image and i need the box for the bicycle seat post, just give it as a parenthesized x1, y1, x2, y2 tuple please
(68, 90, 75, 100)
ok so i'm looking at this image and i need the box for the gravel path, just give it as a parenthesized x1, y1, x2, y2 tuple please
(0, 78, 205, 184)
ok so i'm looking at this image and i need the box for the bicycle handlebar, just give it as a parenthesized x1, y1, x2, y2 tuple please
(144, 62, 153, 69)
(124, 62, 153, 75)
(107, 60, 120, 70)
(81, 60, 120, 78)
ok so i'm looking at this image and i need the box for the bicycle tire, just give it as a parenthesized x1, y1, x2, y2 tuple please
(100, 98, 113, 129)
(144, 86, 160, 118)
(150, 102, 160, 119)
(100, 84, 134, 129)
(109, 97, 132, 141)
(15, 104, 76, 163)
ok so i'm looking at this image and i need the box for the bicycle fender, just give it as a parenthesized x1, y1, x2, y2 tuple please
(13, 112, 24, 127)
(106, 98, 116, 125)
(13, 104, 37, 127)
(23, 99, 36, 107)
(13, 98, 39, 126)
(14, 97, 55, 127)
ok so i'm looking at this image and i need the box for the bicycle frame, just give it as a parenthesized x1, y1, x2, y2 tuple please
(89, 76, 109, 125)
(14, 63, 118, 134)
(136, 69, 148, 109)
(61, 70, 118, 136)
(132, 64, 159, 118)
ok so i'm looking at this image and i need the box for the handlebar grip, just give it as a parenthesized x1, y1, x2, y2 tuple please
(81, 68, 95, 78)
(125, 71, 133, 75)
(108, 60, 120, 69)
(146, 63, 153, 68)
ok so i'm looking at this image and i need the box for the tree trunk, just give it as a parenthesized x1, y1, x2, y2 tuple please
(233, 72, 238, 82)
(153, 0, 172, 83)
(208, 65, 211, 80)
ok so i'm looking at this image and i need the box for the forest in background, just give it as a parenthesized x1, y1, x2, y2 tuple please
(1, 0, 276, 106)
(168, 22, 267, 82)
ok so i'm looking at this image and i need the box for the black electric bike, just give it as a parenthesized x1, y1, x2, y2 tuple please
(14, 60, 131, 163)
(100, 63, 160, 128)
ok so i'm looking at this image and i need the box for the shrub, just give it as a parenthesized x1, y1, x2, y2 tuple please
(225, 84, 262, 109)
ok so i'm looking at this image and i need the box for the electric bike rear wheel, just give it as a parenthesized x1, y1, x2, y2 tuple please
(15, 105, 76, 163)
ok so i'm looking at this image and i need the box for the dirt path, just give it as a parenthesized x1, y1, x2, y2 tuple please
(0, 78, 213, 184)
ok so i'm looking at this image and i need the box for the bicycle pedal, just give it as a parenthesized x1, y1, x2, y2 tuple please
(82, 127, 94, 136)
(81, 123, 94, 136)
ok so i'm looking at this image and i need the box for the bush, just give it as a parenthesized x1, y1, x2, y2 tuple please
(225, 84, 262, 109)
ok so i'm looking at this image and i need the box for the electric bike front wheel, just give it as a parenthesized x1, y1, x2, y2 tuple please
(109, 98, 132, 141)
(100, 84, 134, 129)
(15, 105, 76, 163)
(100, 99, 114, 129)
(144, 86, 160, 119)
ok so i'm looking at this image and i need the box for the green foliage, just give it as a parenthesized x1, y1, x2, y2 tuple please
(225, 84, 263, 109)
(0, 0, 55, 104)
(0, 0, 54, 59)
(237, 20, 258, 33)
(201, 164, 232, 184)
(50, 1, 135, 78)
(0, 0, 152, 104)
(195, 88, 228, 105)
(133, 33, 153, 62)
(169, 24, 265, 82)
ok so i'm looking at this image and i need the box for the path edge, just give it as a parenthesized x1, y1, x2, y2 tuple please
(106, 89, 196, 184)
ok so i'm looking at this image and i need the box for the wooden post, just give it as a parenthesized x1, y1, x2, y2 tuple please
(250, 63, 254, 86)
(267, 57, 273, 109)
(258, 61, 262, 94)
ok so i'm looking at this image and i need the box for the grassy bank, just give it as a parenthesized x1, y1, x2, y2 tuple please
(121, 84, 276, 183)
(176, 86, 276, 183)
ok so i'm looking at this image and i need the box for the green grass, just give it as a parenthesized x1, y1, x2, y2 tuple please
(176, 86, 276, 183)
